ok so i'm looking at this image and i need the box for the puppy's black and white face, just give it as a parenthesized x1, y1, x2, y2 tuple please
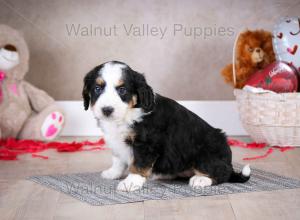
(82, 61, 154, 121)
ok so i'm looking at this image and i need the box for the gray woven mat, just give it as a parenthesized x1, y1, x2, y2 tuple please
(29, 165, 300, 206)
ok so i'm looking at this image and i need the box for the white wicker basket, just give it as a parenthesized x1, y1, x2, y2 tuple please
(231, 31, 300, 146)
(234, 89, 300, 146)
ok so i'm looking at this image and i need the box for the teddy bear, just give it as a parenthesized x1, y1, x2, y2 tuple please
(221, 30, 276, 88)
(0, 24, 64, 140)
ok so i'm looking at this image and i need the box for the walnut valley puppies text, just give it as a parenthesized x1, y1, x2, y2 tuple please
(65, 23, 234, 39)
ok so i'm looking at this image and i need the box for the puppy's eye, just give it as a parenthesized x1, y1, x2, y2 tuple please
(117, 87, 127, 96)
(248, 47, 253, 52)
(94, 85, 103, 95)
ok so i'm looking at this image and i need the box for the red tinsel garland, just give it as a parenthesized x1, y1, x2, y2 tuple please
(228, 138, 295, 160)
(0, 137, 295, 161)
(0, 138, 105, 161)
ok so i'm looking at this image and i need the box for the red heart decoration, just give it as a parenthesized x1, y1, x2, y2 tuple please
(277, 32, 283, 39)
(287, 45, 298, 55)
(246, 61, 298, 93)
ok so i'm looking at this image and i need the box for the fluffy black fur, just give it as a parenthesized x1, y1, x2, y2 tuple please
(83, 61, 250, 184)
(131, 94, 250, 183)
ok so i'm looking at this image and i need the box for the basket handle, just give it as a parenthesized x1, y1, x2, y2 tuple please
(232, 31, 241, 87)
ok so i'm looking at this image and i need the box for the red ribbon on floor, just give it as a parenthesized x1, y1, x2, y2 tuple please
(1, 137, 294, 161)
(0, 138, 106, 161)
(228, 138, 295, 160)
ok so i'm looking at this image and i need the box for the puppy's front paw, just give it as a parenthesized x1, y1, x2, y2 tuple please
(117, 174, 146, 192)
(101, 168, 123, 180)
(189, 176, 212, 189)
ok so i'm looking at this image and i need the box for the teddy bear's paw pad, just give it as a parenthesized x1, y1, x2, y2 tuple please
(41, 111, 64, 140)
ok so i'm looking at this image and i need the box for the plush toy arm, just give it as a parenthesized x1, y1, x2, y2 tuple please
(23, 81, 55, 112)
(221, 64, 251, 89)
(221, 63, 234, 86)
(235, 67, 254, 89)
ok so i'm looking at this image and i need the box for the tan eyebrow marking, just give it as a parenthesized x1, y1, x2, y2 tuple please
(96, 77, 105, 85)
(128, 95, 137, 108)
(116, 79, 124, 87)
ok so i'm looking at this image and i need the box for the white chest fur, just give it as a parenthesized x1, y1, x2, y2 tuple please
(99, 108, 146, 166)
(100, 120, 133, 165)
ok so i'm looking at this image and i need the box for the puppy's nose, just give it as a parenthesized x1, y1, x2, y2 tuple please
(102, 106, 114, 117)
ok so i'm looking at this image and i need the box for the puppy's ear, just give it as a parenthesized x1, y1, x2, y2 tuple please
(132, 71, 154, 112)
(82, 86, 90, 111)
(82, 69, 95, 111)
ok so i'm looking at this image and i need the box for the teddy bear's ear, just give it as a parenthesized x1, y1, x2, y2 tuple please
(258, 30, 272, 40)
(235, 36, 248, 65)
(0, 25, 29, 80)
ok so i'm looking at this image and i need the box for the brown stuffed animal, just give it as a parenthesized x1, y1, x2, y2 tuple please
(221, 30, 276, 88)
(0, 24, 64, 140)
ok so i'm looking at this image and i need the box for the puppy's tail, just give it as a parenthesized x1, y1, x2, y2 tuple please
(228, 164, 251, 183)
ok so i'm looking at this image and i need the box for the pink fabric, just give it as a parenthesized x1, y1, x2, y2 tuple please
(0, 71, 5, 103)
(51, 112, 56, 120)
(8, 83, 19, 96)
(45, 124, 58, 137)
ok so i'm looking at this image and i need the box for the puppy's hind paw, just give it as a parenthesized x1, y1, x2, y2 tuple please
(189, 176, 213, 189)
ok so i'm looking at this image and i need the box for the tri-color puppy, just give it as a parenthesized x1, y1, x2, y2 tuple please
(82, 61, 251, 192)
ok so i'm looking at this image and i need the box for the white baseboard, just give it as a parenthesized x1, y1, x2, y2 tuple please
(56, 101, 247, 136)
